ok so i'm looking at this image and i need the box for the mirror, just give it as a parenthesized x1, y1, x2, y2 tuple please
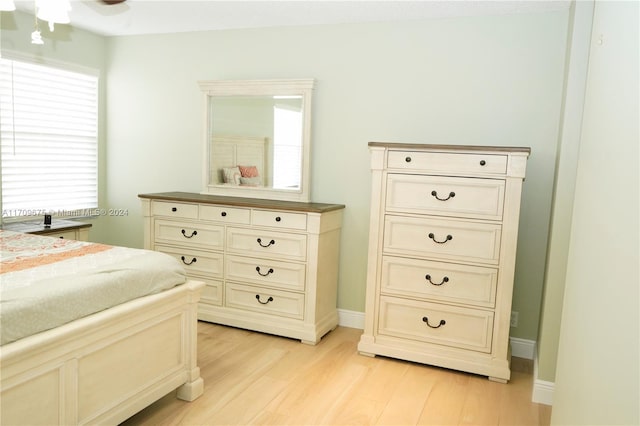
(199, 79, 314, 202)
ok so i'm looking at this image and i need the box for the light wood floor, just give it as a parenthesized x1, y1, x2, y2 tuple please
(121, 322, 551, 426)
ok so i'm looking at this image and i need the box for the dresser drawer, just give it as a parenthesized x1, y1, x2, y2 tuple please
(42, 230, 78, 240)
(378, 296, 494, 353)
(225, 282, 305, 320)
(151, 201, 198, 219)
(386, 174, 505, 220)
(154, 219, 224, 250)
(155, 245, 223, 278)
(199, 205, 251, 224)
(226, 227, 307, 261)
(388, 151, 508, 175)
(200, 278, 223, 307)
(225, 255, 306, 292)
(252, 210, 307, 231)
(383, 215, 501, 264)
(381, 256, 497, 308)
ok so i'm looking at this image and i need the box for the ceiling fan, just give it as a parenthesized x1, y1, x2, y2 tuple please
(1, 0, 130, 44)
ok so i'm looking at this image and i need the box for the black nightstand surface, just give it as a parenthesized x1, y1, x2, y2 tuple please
(1, 219, 92, 235)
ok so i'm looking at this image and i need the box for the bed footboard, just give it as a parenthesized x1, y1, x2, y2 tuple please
(0, 280, 204, 426)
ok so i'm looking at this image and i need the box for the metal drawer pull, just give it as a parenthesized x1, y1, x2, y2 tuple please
(431, 190, 455, 201)
(405, 156, 412, 163)
(275, 216, 281, 222)
(256, 266, 274, 276)
(425, 274, 449, 286)
(221, 211, 227, 217)
(257, 238, 276, 247)
(428, 233, 453, 244)
(181, 256, 197, 265)
(480, 160, 486, 166)
(255, 295, 274, 305)
(422, 316, 446, 329)
(181, 229, 198, 238)
(171, 207, 177, 212)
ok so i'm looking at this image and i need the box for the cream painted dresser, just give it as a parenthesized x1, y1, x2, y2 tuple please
(139, 192, 344, 344)
(357, 143, 529, 382)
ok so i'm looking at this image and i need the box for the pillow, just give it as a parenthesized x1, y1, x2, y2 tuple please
(222, 167, 241, 185)
(238, 165, 259, 178)
(240, 176, 262, 186)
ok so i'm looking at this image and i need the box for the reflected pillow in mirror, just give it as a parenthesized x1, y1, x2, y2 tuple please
(238, 165, 260, 178)
(223, 167, 242, 185)
(240, 176, 262, 186)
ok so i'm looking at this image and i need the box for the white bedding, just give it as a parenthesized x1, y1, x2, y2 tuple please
(0, 230, 187, 345)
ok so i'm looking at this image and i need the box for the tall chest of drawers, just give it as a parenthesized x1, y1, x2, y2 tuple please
(140, 192, 345, 345)
(357, 143, 529, 382)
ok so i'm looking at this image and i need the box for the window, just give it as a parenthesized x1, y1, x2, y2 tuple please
(272, 104, 302, 189)
(0, 57, 98, 219)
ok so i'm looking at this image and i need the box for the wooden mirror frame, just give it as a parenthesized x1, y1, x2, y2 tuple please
(199, 79, 314, 202)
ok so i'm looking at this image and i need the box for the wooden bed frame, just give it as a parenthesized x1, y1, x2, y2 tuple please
(0, 279, 204, 425)
(209, 135, 269, 186)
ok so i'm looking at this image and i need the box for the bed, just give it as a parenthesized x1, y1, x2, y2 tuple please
(210, 135, 269, 187)
(0, 230, 204, 425)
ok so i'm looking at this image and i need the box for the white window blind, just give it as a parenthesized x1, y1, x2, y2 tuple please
(0, 58, 98, 218)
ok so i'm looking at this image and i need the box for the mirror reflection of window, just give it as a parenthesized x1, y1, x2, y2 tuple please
(273, 103, 302, 189)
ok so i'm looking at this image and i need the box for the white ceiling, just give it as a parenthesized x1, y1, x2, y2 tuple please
(14, 0, 571, 37)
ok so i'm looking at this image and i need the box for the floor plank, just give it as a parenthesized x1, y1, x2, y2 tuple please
(121, 322, 551, 426)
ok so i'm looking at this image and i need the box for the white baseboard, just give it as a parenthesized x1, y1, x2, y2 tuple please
(337, 308, 365, 329)
(510, 337, 536, 360)
(532, 353, 554, 405)
(532, 380, 554, 405)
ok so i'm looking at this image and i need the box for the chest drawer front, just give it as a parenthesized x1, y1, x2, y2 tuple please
(151, 201, 198, 219)
(155, 245, 223, 278)
(200, 278, 223, 307)
(252, 210, 307, 231)
(381, 256, 497, 308)
(378, 296, 493, 353)
(199, 205, 251, 224)
(225, 255, 306, 292)
(388, 151, 508, 175)
(154, 220, 224, 250)
(227, 227, 307, 261)
(384, 216, 501, 265)
(225, 282, 304, 320)
(386, 174, 505, 220)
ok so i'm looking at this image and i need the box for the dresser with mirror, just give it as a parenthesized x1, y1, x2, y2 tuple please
(140, 79, 344, 344)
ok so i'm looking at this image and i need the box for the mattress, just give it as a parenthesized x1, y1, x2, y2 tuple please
(0, 230, 187, 345)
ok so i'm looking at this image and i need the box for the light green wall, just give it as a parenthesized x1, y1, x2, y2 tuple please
(536, 0, 593, 383)
(2, 9, 570, 342)
(551, 1, 639, 423)
(0, 10, 105, 65)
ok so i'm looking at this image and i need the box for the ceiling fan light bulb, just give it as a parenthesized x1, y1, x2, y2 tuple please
(31, 30, 44, 45)
(36, 0, 71, 26)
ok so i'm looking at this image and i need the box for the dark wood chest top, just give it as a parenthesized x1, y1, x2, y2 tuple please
(138, 192, 345, 213)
